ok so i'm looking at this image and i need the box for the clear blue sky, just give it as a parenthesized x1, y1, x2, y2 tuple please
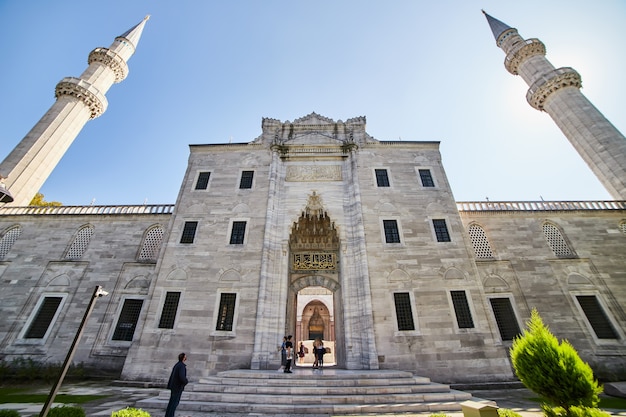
(1, 1, 624, 205)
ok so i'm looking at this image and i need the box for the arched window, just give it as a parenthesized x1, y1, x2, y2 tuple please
(542, 222, 575, 258)
(619, 220, 626, 234)
(137, 225, 164, 262)
(64, 225, 94, 260)
(468, 223, 494, 259)
(0, 225, 22, 260)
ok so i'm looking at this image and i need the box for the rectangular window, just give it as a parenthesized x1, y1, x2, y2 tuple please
(489, 298, 521, 341)
(239, 171, 254, 189)
(433, 219, 451, 242)
(451, 290, 474, 328)
(576, 295, 619, 339)
(383, 220, 401, 243)
(394, 292, 415, 331)
(419, 169, 435, 187)
(216, 293, 237, 331)
(375, 169, 390, 187)
(112, 299, 144, 341)
(195, 172, 211, 190)
(24, 296, 63, 339)
(158, 292, 181, 329)
(180, 221, 198, 244)
(230, 221, 247, 244)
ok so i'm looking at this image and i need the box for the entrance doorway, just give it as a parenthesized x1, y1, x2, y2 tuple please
(295, 286, 336, 367)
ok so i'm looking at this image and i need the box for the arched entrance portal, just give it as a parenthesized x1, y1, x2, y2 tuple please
(286, 192, 342, 367)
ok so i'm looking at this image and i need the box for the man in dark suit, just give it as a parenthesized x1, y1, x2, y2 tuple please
(165, 352, 188, 417)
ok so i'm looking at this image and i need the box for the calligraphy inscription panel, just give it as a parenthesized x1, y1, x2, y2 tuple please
(286, 165, 342, 182)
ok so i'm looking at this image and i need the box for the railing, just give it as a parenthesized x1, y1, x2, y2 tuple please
(457, 201, 626, 212)
(0, 204, 175, 216)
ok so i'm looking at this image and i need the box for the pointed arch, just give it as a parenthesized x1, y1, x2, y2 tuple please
(64, 224, 94, 260)
(467, 223, 495, 259)
(0, 225, 22, 260)
(137, 224, 164, 262)
(542, 221, 576, 258)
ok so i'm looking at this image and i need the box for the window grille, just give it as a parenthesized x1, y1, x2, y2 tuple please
(489, 298, 521, 340)
(0, 225, 22, 260)
(393, 292, 415, 331)
(375, 169, 390, 187)
(195, 172, 211, 190)
(383, 220, 400, 243)
(451, 290, 474, 328)
(216, 293, 237, 331)
(542, 223, 575, 258)
(112, 299, 143, 341)
(138, 226, 164, 261)
(576, 295, 619, 339)
(24, 296, 63, 338)
(418, 169, 435, 187)
(65, 225, 94, 259)
(619, 221, 626, 234)
(468, 224, 494, 258)
(180, 221, 198, 244)
(230, 221, 246, 244)
(239, 171, 254, 189)
(433, 219, 451, 242)
(158, 292, 181, 329)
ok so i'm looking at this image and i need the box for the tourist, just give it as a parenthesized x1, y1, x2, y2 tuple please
(284, 335, 294, 373)
(298, 342, 306, 365)
(165, 352, 188, 417)
(278, 336, 287, 371)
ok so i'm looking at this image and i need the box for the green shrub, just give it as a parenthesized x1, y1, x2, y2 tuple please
(497, 408, 523, 417)
(510, 309, 602, 414)
(111, 408, 151, 417)
(428, 414, 451, 417)
(0, 410, 21, 417)
(542, 405, 611, 417)
(47, 405, 85, 417)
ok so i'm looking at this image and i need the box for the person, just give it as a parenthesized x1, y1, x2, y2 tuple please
(317, 339, 325, 368)
(165, 352, 188, 417)
(277, 336, 287, 371)
(284, 335, 293, 373)
(312, 337, 323, 369)
(298, 342, 306, 365)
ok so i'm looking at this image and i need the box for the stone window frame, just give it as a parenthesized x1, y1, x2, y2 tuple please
(110, 297, 145, 343)
(542, 221, 576, 258)
(390, 291, 420, 336)
(210, 289, 241, 337)
(158, 291, 182, 329)
(415, 167, 437, 188)
(486, 294, 522, 343)
(18, 292, 68, 344)
(467, 223, 495, 259)
(570, 291, 622, 344)
(238, 170, 255, 189)
(194, 171, 212, 191)
(381, 218, 403, 245)
(137, 225, 164, 262)
(228, 218, 249, 246)
(179, 221, 199, 244)
(0, 224, 22, 260)
(374, 168, 391, 188)
(446, 289, 480, 333)
(431, 218, 452, 243)
(64, 224, 95, 260)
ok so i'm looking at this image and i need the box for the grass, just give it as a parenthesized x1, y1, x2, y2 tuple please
(0, 386, 109, 405)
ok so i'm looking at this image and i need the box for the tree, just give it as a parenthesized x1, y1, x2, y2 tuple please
(510, 309, 603, 415)
(29, 193, 62, 207)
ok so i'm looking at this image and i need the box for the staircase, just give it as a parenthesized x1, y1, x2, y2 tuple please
(137, 368, 473, 415)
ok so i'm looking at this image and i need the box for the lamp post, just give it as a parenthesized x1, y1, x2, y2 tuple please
(39, 285, 109, 417)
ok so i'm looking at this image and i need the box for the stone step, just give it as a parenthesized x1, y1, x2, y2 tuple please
(137, 369, 473, 415)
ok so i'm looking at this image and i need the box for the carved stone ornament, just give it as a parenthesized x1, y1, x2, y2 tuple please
(55, 77, 108, 119)
(286, 165, 342, 182)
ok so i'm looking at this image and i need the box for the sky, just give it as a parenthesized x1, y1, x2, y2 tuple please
(0, 1, 624, 206)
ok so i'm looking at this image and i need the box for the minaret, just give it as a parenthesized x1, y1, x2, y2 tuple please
(0, 16, 150, 206)
(483, 11, 626, 200)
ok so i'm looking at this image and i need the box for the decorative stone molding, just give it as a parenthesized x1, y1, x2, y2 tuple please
(504, 38, 545, 75)
(286, 165, 342, 182)
(88, 47, 129, 83)
(55, 77, 108, 119)
(526, 67, 582, 110)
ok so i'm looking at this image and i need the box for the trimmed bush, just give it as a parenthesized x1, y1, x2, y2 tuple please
(497, 408, 523, 417)
(0, 410, 21, 417)
(111, 407, 151, 417)
(510, 309, 603, 414)
(543, 405, 611, 417)
(47, 405, 85, 417)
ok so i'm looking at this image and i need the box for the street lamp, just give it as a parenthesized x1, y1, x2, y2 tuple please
(39, 286, 109, 417)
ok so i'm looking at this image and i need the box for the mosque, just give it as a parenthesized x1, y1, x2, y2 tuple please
(0, 11, 625, 387)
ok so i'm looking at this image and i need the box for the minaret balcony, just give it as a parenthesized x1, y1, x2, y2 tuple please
(504, 38, 545, 75)
(526, 67, 582, 110)
(55, 77, 108, 119)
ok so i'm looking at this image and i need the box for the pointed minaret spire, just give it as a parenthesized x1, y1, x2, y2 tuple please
(482, 10, 513, 43)
(484, 12, 626, 200)
(0, 17, 149, 206)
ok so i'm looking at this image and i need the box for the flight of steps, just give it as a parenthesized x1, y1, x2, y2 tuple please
(137, 368, 473, 415)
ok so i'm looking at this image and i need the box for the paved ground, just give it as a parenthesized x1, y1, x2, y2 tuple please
(1, 380, 625, 417)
